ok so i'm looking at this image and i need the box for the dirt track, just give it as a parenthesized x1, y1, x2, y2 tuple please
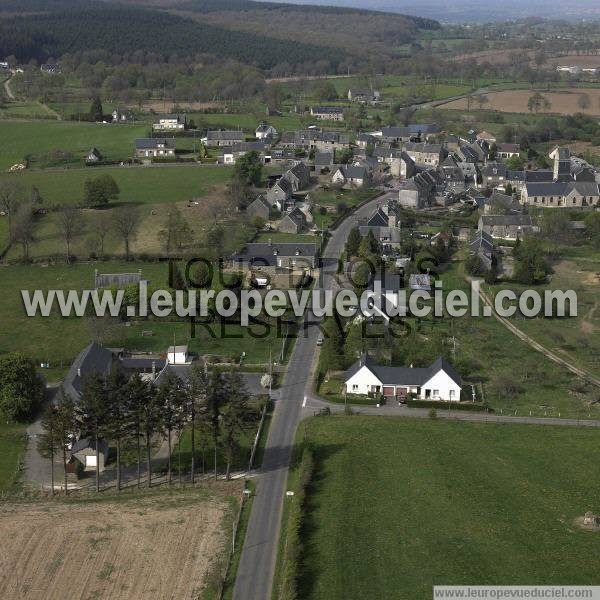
(0, 489, 237, 600)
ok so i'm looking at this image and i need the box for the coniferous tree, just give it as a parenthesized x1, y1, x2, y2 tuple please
(90, 96, 103, 121)
(140, 383, 161, 488)
(188, 362, 209, 484)
(126, 373, 150, 487)
(221, 370, 250, 480)
(106, 365, 129, 491)
(38, 390, 76, 495)
(156, 371, 187, 486)
(76, 372, 108, 493)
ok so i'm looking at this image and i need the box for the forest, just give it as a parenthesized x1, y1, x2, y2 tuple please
(0, 6, 347, 71)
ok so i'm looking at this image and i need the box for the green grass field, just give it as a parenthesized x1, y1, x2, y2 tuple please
(0, 423, 27, 492)
(0, 261, 288, 367)
(291, 416, 600, 600)
(0, 120, 150, 170)
(1, 164, 232, 206)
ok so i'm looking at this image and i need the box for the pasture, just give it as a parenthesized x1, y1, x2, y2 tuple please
(440, 88, 600, 116)
(0, 485, 241, 600)
(0, 164, 232, 206)
(291, 417, 600, 600)
(0, 120, 149, 170)
(0, 260, 285, 367)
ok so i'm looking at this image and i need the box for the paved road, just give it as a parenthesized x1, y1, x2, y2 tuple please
(303, 394, 600, 428)
(232, 196, 383, 600)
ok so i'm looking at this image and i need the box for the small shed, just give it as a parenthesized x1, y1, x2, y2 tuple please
(71, 438, 109, 472)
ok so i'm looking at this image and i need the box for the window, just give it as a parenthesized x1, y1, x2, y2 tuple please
(449, 390, 455, 399)
(433, 389, 439, 397)
(352, 384, 358, 391)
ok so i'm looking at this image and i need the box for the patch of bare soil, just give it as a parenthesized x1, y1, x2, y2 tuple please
(574, 515, 600, 532)
(440, 88, 600, 116)
(0, 488, 236, 600)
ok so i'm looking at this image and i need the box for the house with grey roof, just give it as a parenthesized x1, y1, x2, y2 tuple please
(134, 138, 176, 158)
(469, 230, 495, 270)
(246, 195, 272, 221)
(358, 202, 401, 249)
(314, 152, 334, 171)
(203, 130, 245, 148)
(280, 129, 350, 152)
(496, 143, 520, 159)
(344, 354, 461, 402)
(478, 214, 538, 240)
(63, 342, 116, 404)
(310, 106, 345, 122)
(403, 142, 446, 167)
(222, 141, 267, 165)
(267, 176, 293, 211)
(284, 162, 311, 191)
(230, 242, 317, 269)
(94, 270, 143, 289)
(153, 114, 186, 132)
(332, 165, 369, 188)
(348, 89, 381, 104)
(521, 180, 600, 208)
(278, 207, 307, 234)
(255, 123, 278, 141)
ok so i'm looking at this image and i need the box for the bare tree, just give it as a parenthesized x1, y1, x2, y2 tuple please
(58, 206, 84, 263)
(577, 93, 591, 113)
(12, 201, 36, 261)
(90, 210, 112, 256)
(158, 206, 193, 256)
(0, 180, 25, 238)
(113, 206, 140, 260)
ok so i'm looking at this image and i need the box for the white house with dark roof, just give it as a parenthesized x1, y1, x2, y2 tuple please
(135, 138, 176, 158)
(255, 123, 278, 141)
(153, 114, 186, 131)
(332, 165, 369, 188)
(344, 354, 461, 402)
(310, 106, 345, 122)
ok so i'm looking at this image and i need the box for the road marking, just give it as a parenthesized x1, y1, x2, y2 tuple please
(302, 396, 307, 408)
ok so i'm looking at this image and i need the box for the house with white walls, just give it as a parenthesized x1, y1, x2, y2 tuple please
(344, 354, 462, 402)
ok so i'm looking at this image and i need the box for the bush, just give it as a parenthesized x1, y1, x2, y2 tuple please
(428, 408, 437, 419)
(406, 399, 491, 412)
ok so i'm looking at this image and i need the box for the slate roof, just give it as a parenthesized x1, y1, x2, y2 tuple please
(206, 130, 244, 141)
(524, 181, 600, 197)
(344, 355, 461, 387)
(71, 437, 109, 457)
(231, 242, 317, 266)
(312, 106, 344, 114)
(63, 343, 115, 402)
(480, 214, 533, 227)
(497, 143, 520, 153)
(366, 207, 389, 227)
(314, 152, 334, 166)
(281, 207, 306, 228)
(337, 165, 367, 180)
(524, 170, 554, 183)
(409, 273, 432, 291)
(135, 138, 175, 149)
(226, 141, 267, 153)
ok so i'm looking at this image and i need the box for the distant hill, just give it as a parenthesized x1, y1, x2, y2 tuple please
(0, 0, 440, 71)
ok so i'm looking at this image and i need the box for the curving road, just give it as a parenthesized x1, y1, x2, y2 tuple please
(232, 195, 383, 600)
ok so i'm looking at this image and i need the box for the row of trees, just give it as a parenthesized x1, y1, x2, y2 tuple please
(38, 365, 253, 495)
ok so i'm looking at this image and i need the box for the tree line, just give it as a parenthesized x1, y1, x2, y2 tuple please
(38, 364, 253, 495)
